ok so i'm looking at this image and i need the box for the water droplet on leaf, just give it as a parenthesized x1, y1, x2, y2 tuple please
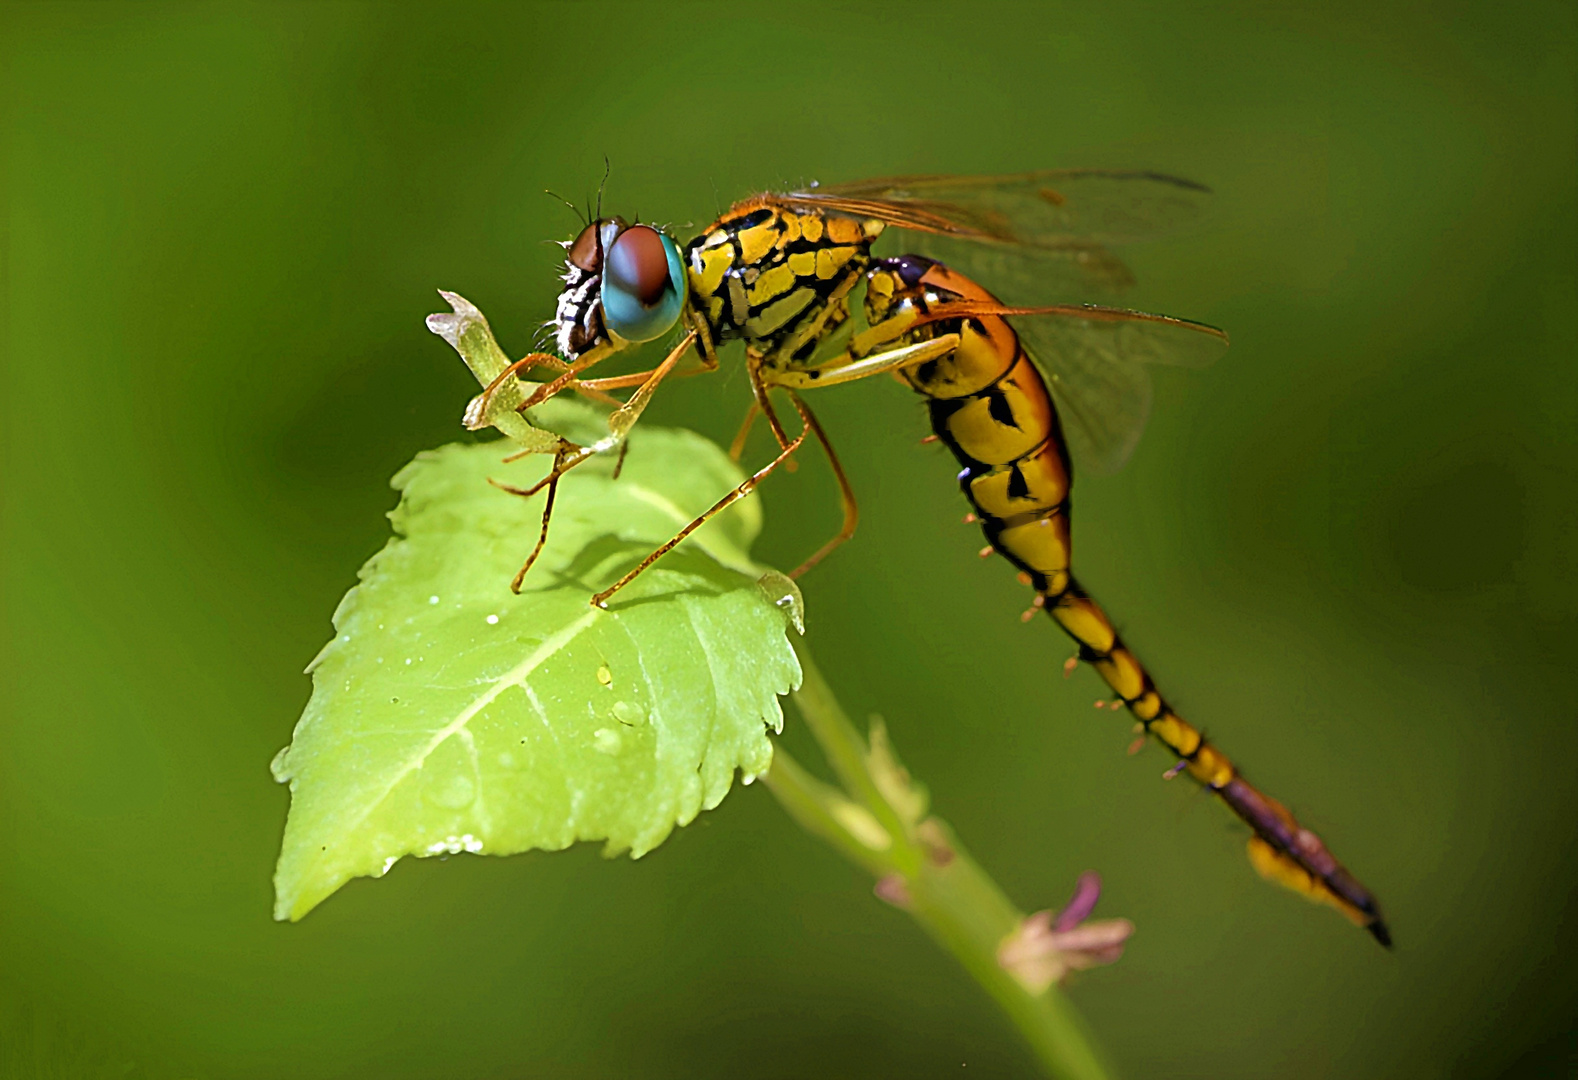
(756, 571, 806, 634)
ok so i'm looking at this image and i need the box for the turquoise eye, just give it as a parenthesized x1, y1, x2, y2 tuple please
(600, 225, 685, 343)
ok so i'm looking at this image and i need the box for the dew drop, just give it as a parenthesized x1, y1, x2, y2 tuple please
(425, 833, 484, 856)
(592, 728, 622, 755)
(269, 745, 291, 782)
(596, 665, 613, 687)
(756, 571, 805, 634)
(611, 700, 646, 726)
(429, 595, 440, 605)
(486, 614, 499, 625)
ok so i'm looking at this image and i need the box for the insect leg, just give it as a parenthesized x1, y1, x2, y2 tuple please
(577, 326, 717, 393)
(587, 405, 812, 609)
(501, 339, 624, 415)
(781, 390, 858, 579)
(769, 333, 960, 390)
(466, 352, 564, 429)
(771, 263, 866, 362)
(601, 330, 698, 440)
(728, 402, 761, 462)
(494, 442, 594, 491)
(490, 439, 576, 593)
(747, 354, 795, 450)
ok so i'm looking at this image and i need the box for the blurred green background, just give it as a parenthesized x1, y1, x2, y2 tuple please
(3, 2, 1575, 1076)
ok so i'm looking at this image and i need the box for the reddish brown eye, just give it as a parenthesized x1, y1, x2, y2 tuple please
(606, 225, 673, 305)
(567, 222, 603, 272)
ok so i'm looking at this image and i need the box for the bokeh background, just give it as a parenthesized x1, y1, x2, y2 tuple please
(4, 2, 1575, 1077)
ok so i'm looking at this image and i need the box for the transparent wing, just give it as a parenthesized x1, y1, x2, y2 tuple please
(778, 171, 1212, 301)
(1010, 305, 1230, 475)
(814, 170, 1213, 245)
(901, 233, 1136, 303)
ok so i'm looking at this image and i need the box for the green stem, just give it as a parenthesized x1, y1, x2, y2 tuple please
(764, 643, 1115, 1080)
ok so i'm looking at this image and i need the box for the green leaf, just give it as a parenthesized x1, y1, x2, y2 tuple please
(426, 290, 566, 452)
(271, 399, 803, 921)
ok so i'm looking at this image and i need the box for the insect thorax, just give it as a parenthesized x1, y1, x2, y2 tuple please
(683, 201, 884, 365)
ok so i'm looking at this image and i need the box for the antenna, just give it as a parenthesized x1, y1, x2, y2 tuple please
(543, 189, 585, 225)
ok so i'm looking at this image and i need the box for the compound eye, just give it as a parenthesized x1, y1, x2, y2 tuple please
(567, 221, 604, 272)
(607, 226, 674, 305)
(600, 225, 685, 343)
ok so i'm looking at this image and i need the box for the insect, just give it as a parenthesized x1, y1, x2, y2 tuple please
(472, 171, 1389, 945)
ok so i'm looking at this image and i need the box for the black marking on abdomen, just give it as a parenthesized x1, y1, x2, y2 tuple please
(986, 388, 1019, 429)
(1006, 464, 1030, 501)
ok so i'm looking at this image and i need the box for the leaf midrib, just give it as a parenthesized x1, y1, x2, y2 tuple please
(289, 465, 759, 912)
(294, 607, 603, 901)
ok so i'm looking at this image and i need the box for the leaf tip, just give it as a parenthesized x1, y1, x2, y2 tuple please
(426, 290, 483, 344)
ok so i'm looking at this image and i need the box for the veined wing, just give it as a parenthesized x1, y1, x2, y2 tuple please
(1018, 304, 1227, 475)
(777, 171, 1213, 299)
(913, 300, 1227, 474)
(803, 170, 1212, 245)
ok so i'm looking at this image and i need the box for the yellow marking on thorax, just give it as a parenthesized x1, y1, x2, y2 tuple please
(800, 213, 824, 242)
(825, 217, 865, 244)
(748, 262, 798, 306)
(746, 287, 817, 337)
(815, 246, 857, 280)
(726, 276, 749, 325)
(738, 222, 780, 266)
(689, 243, 732, 297)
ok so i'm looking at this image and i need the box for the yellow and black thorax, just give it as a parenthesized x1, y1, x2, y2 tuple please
(683, 199, 884, 368)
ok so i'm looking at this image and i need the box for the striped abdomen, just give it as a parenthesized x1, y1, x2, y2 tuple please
(866, 254, 1389, 945)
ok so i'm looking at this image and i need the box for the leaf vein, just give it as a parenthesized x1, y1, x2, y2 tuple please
(323, 607, 599, 871)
